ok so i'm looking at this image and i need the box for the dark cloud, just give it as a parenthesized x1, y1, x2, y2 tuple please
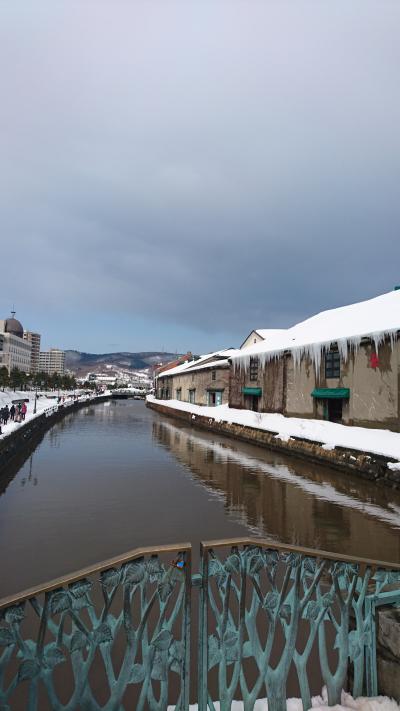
(1, 1, 400, 351)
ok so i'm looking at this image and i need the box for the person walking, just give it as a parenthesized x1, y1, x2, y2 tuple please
(9, 404, 15, 421)
(3, 405, 9, 425)
(21, 402, 27, 421)
(0, 407, 5, 425)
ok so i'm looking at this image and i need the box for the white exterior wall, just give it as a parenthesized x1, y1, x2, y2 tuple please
(0, 333, 32, 373)
(39, 349, 65, 375)
(240, 331, 265, 349)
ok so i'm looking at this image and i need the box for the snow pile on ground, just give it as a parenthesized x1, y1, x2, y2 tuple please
(147, 397, 400, 465)
(168, 688, 400, 711)
(234, 290, 400, 371)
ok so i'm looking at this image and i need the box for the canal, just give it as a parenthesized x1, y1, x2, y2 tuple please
(1, 398, 400, 599)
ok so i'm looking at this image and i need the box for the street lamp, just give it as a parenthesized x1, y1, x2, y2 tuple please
(33, 384, 38, 414)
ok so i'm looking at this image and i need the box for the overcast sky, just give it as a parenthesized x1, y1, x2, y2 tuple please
(1, 1, 399, 353)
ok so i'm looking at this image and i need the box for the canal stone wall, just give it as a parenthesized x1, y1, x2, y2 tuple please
(377, 608, 400, 700)
(147, 400, 400, 488)
(0, 395, 110, 475)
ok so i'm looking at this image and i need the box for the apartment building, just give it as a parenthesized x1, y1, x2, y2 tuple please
(39, 348, 65, 375)
(23, 331, 41, 374)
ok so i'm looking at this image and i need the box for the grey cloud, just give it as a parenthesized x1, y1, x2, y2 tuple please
(1, 1, 400, 348)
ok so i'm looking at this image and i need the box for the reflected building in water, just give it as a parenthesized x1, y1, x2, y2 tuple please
(152, 418, 400, 562)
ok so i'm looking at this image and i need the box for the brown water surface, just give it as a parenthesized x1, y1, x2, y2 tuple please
(1, 399, 400, 599)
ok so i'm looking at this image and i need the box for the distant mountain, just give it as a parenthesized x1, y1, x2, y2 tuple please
(65, 350, 181, 375)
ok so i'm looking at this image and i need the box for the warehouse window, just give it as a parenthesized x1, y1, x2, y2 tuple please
(325, 350, 340, 379)
(249, 356, 259, 381)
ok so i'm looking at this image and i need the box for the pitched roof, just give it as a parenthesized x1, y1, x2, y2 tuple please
(156, 349, 240, 378)
(240, 328, 287, 349)
(233, 290, 400, 366)
(255, 329, 287, 340)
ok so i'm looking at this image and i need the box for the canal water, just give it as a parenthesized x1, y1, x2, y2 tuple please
(1, 398, 400, 598)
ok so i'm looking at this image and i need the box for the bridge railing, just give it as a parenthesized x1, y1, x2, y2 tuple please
(0, 538, 399, 711)
(198, 539, 400, 711)
(0, 543, 192, 711)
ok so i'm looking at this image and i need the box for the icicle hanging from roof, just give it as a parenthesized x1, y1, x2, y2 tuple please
(233, 290, 400, 376)
(233, 329, 399, 377)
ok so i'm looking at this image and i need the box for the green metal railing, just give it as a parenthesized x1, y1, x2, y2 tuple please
(0, 538, 399, 710)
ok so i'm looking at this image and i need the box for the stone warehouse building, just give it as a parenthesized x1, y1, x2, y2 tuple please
(156, 350, 238, 406)
(230, 290, 400, 430)
(154, 290, 400, 431)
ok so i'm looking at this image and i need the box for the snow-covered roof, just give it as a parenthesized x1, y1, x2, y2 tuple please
(255, 329, 287, 340)
(176, 358, 230, 374)
(240, 328, 287, 349)
(233, 290, 400, 370)
(155, 359, 196, 378)
(156, 349, 239, 379)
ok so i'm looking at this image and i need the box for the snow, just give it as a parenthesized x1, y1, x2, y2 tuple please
(387, 462, 400, 471)
(0, 390, 105, 440)
(275, 433, 292, 442)
(233, 290, 400, 372)
(156, 349, 240, 379)
(167, 688, 400, 711)
(147, 397, 400, 462)
(255, 328, 288, 340)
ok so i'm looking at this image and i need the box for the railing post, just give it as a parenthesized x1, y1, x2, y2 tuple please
(182, 547, 192, 711)
(364, 596, 378, 697)
(198, 543, 208, 711)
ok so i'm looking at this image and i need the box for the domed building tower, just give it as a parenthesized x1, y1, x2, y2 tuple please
(0, 311, 32, 374)
(4, 311, 24, 339)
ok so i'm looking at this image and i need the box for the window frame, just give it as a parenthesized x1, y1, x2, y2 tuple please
(325, 349, 340, 379)
(249, 356, 259, 382)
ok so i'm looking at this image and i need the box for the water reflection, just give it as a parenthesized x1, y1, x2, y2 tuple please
(20, 454, 38, 488)
(152, 418, 400, 562)
(1, 400, 400, 601)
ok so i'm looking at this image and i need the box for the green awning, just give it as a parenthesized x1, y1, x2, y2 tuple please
(242, 387, 262, 396)
(311, 388, 350, 400)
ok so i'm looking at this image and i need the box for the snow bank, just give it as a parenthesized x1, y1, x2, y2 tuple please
(147, 397, 400, 464)
(167, 687, 400, 711)
(0, 390, 104, 441)
(233, 290, 400, 373)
